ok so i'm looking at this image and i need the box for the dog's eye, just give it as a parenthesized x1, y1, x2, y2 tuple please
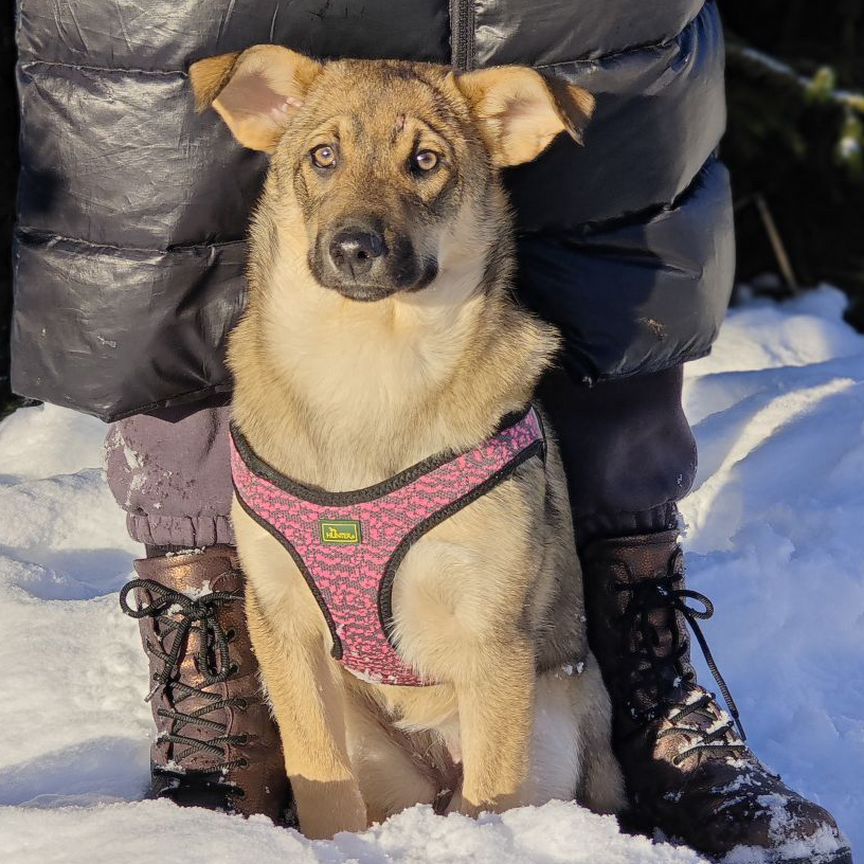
(413, 150, 439, 172)
(311, 145, 337, 169)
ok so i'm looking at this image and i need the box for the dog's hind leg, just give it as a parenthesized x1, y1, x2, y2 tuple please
(517, 659, 624, 813)
(570, 656, 626, 815)
(343, 692, 446, 824)
(517, 671, 585, 807)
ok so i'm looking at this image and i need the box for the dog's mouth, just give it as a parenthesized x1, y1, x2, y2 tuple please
(329, 284, 398, 303)
(310, 224, 439, 301)
(323, 263, 440, 303)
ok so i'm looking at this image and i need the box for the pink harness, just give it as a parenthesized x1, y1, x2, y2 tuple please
(230, 408, 546, 686)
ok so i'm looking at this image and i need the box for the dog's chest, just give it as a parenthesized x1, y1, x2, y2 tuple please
(386, 493, 537, 681)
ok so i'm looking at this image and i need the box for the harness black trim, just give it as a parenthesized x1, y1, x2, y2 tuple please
(228, 404, 534, 508)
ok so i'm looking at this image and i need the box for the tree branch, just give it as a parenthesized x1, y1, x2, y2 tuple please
(727, 43, 864, 113)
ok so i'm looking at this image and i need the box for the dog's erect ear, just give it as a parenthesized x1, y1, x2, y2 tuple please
(189, 45, 323, 153)
(455, 67, 595, 167)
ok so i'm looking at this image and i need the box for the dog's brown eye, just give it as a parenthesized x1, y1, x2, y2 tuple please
(414, 150, 439, 172)
(311, 145, 337, 169)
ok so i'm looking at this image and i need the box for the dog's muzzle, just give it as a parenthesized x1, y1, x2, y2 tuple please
(313, 220, 438, 302)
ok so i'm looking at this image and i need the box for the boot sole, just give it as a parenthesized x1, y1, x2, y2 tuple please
(627, 818, 855, 864)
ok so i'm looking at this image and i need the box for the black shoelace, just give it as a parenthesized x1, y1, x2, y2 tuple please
(614, 550, 748, 765)
(119, 578, 250, 778)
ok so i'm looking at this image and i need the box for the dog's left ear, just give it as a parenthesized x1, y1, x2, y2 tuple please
(455, 67, 595, 167)
(189, 45, 323, 153)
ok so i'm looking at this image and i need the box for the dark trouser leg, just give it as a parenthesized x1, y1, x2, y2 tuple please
(541, 364, 849, 863)
(537, 365, 696, 546)
(104, 399, 234, 549)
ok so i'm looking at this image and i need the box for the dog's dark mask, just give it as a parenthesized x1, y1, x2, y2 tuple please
(309, 219, 438, 302)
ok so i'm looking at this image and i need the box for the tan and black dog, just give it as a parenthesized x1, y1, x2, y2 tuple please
(190, 46, 624, 839)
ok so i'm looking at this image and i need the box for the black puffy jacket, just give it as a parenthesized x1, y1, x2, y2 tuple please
(13, 0, 733, 421)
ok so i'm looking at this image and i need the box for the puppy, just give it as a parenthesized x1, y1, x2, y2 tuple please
(191, 46, 624, 839)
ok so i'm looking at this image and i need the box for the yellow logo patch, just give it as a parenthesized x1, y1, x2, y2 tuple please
(320, 520, 362, 545)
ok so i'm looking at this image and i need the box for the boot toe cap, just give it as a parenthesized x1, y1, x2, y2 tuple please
(690, 783, 850, 864)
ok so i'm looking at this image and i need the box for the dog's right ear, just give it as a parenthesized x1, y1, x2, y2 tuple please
(189, 45, 323, 153)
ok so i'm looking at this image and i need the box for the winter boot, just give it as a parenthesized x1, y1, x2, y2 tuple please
(119, 545, 292, 822)
(582, 530, 852, 864)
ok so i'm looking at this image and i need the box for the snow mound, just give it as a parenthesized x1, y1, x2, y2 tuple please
(0, 286, 860, 861)
(681, 287, 863, 855)
(0, 800, 706, 864)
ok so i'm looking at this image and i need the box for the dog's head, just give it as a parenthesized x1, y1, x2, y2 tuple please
(191, 47, 593, 303)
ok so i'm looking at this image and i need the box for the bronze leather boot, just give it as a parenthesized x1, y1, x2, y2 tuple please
(582, 530, 852, 864)
(119, 546, 292, 822)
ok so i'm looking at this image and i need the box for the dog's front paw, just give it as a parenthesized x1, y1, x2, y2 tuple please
(293, 778, 367, 839)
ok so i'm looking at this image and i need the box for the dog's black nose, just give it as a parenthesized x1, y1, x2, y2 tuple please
(329, 229, 387, 279)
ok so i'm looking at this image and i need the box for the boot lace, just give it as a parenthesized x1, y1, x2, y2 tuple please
(613, 549, 748, 765)
(119, 578, 251, 779)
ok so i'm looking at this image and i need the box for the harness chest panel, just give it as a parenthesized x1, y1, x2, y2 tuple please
(230, 408, 545, 686)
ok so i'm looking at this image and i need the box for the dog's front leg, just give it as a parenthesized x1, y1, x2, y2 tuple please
(455, 638, 536, 816)
(244, 585, 366, 839)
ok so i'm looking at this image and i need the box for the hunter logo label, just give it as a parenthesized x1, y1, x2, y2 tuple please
(320, 520, 362, 545)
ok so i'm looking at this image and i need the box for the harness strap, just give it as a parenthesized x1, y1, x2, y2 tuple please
(230, 407, 545, 686)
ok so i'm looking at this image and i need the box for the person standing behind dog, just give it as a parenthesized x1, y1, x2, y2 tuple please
(11, 2, 850, 863)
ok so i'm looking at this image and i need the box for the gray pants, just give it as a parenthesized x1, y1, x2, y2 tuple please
(105, 367, 695, 550)
(105, 398, 235, 549)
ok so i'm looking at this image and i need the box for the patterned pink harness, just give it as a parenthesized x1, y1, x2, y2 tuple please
(230, 408, 545, 686)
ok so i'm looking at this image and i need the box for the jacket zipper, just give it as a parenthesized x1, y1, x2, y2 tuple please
(450, 0, 475, 71)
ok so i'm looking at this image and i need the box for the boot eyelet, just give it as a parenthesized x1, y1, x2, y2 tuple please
(236, 698, 248, 711)
(239, 757, 250, 769)
(228, 662, 239, 675)
(225, 629, 236, 642)
(235, 733, 249, 745)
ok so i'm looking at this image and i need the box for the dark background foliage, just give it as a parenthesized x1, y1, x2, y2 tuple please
(1, 2, 17, 407)
(722, 0, 864, 325)
(0, 1, 862, 407)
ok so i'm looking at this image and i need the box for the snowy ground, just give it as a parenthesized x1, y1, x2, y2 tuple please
(0, 287, 861, 863)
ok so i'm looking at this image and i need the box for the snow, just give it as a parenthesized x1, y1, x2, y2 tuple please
(0, 285, 861, 862)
